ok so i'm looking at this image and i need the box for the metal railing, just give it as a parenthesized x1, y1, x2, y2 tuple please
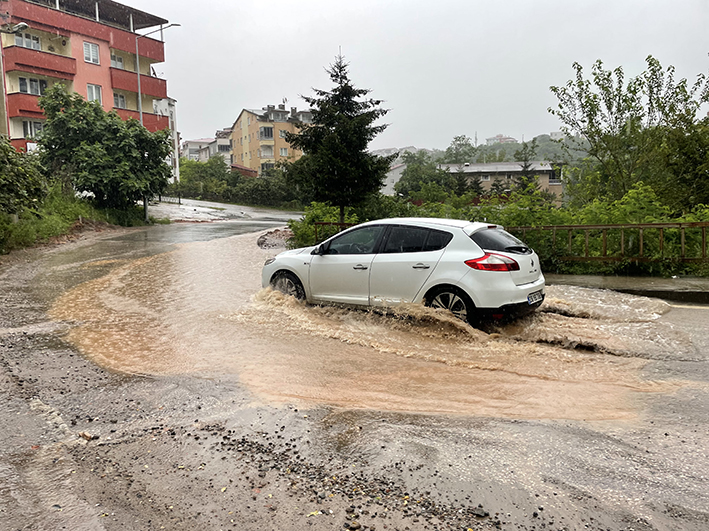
(507, 222, 709, 262)
(314, 222, 355, 243)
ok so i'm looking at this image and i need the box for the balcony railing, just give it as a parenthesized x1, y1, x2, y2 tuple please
(114, 108, 169, 132)
(15, 1, 166, 61)
(6, 93, 44, 118)
(3, 45, 76, 79)
(110, 67, 167, 99)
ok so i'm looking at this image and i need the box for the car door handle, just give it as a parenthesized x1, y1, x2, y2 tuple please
(353, 264, 368, 270)
(412, 263, 430, 269)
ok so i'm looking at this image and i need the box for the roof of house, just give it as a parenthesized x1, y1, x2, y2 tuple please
(61, 0, 169, 30)
(439, 161, 556, 173)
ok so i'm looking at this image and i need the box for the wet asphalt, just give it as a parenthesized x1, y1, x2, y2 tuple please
(0, 203, 708, 531)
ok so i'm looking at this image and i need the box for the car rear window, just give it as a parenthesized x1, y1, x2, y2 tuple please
(381, 226, 453, 253)
(470, 228, 531, 254)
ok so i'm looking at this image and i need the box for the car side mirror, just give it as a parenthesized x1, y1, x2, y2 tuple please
(312, 245, 323, 255)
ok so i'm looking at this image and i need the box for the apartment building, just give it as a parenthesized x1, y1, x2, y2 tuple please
(0, 0, 176, 155)
(231, 104, 312, 176)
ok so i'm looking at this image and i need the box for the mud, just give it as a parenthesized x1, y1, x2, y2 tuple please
(1, 219, 708, 530)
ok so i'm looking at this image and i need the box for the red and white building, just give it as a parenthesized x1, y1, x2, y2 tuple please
(0, 0, 178, 174)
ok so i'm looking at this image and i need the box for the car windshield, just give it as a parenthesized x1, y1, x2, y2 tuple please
(470, 228, 531, 254)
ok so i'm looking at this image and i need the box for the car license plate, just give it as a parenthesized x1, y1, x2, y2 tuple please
(527, 290, 543, 305)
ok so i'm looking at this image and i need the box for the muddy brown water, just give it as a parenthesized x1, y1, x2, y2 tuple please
(49, 231, 693, 421)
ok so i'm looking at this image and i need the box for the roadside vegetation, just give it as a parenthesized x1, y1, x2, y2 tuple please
(0, 85, 172, 254)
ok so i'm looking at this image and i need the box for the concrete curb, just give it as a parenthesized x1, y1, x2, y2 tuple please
(545, 274, 709, 304)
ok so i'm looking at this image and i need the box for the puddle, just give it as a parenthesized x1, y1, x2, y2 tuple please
(49, 232, 693, 420)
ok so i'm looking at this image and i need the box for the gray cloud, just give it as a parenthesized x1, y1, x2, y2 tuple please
(130, 0, 709, 150)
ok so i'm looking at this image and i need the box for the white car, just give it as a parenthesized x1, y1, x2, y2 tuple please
(262, 217, 545, 325)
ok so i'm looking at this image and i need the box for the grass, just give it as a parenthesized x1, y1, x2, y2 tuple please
(0, 188, 151, 254)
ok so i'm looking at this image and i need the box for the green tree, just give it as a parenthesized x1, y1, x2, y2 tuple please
(178, 156, 231, 200)
(513, 138, 540, 193)
(488, 177, 508, 196)
(38, 85, 172, 210)
(394, 151, 453, 197)
(441, 135, 477, 163)
(285, 55, 393, 223)
(549, 55, 709, 204)
(654, 118, 709, 211)
(0, 138, 45, 215)
(475, 146, 509, 163)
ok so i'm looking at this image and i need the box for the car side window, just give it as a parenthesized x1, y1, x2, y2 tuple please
(422, 229, 453, 251)
(382, 226, 428, 253)
(382, 226, 453, 253)
(326, 226, 384, 255)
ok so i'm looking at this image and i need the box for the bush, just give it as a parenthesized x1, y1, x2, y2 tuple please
(0, 185, 105, 254)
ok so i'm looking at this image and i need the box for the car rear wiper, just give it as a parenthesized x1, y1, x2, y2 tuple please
(503, 245, 530, 254)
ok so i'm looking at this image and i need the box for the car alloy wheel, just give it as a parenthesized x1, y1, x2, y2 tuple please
(426, 287, 474, 323)
(271, 271, 305, 301)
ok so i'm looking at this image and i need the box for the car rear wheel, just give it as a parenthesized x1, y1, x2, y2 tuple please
(425, 286, 475, 324)
(271, 271, 305, 301)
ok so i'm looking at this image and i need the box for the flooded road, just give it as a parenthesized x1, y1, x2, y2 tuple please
(49, 229, 694, 420)
(3, 214, 709, 531)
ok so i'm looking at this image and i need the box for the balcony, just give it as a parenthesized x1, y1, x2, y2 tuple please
(3, 46, 76, 80)
(114, 108, 169, 132)
(12, 0, 166, 61)
(7, 92, 43, 118)
(110, 67, 167, 99)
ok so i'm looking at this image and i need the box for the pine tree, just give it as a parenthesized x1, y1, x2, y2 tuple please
(285, 56, 394, 223)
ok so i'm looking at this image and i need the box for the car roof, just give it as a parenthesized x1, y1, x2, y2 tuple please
(359, 217, 500, 233)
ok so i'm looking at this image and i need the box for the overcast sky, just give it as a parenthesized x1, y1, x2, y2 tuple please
(128, 0, 709, 151)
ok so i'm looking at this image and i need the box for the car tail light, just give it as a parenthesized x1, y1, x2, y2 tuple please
(465, 253, 520, 272)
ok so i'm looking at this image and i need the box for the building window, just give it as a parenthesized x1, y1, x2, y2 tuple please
(480, 175, 490, 182)
(22, 120, 43, 139)
(549, 174, 562, 185)
(84, 42, 100, 64)
(110, 54, 124, 69)
(87, 84, 102, 104)
(280, 147, 288, 157)
(279, 129, 287, 139)
(19, 77, 47, 96)
(15, 33, 40, 50)
(259, 126, 273, 140)
(218, 144, 230, 152)
(113, 93, 126, 109)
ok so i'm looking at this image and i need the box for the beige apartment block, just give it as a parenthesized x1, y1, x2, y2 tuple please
(231, 104, 312, 176)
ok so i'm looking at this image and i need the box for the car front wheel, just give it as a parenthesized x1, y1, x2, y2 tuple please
(271, 271, 306, 301)
(425, 286, 475, 324)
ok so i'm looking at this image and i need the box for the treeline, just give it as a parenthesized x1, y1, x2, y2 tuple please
(167, 158, 302, 210)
